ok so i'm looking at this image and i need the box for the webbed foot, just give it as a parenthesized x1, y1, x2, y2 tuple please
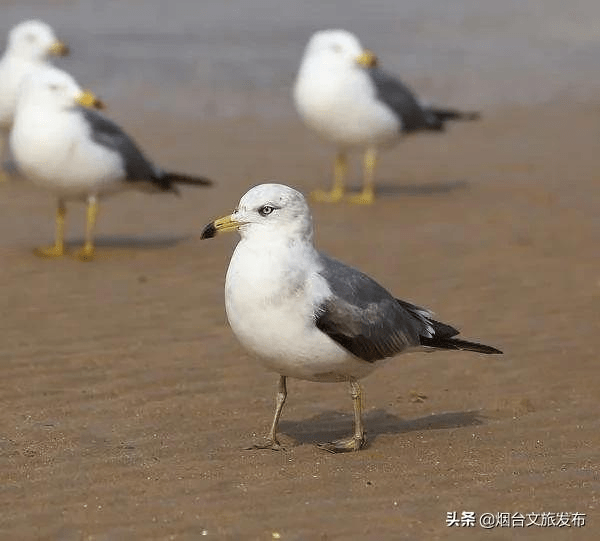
(74, 244, 95, 262)
(244, 439, 286, 452)
(310, 188, 344, 203)
(34, 245, 64, 258)
(345, 191, 375, 205)
(317, 434, 366, 453)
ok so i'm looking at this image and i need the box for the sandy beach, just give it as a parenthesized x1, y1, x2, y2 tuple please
(1, 1, 600, 539)
(1, 101, 599, 539)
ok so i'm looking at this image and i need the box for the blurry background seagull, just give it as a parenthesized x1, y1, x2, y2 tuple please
(293, 29, 480, 204)
(10, 68, 213, 262)
(201, 183, 501, 452)
(0, 19, 69, 182)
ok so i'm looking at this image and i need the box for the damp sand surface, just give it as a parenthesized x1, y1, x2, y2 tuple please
(0, 101, 599, 539)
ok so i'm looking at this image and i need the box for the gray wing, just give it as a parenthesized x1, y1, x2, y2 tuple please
(314, 254, 449, 362)
(367, 67, 440, 132)
(77, 107, 163, 183)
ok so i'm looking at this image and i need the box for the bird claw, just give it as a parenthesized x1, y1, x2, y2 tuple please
(33, 245, 64, 258)
(345, 191, 375, 205)
(73, 245, 95, 262)
(317, 435, 366, 453)
(244, 439, 286, 452)
(310, 188, 344, 203)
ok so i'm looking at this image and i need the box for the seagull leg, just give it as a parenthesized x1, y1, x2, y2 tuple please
(346, 147, 376, 204)
(74, 195, 98, 262)
(311, 151, 346, 203)
(0, 135, 8, 183)
(318, 379, 366, 453)
(246, 375, 288, 451)
(34, 200, 66, 258)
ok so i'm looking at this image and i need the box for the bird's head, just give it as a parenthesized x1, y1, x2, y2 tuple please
(301, 29, 378, 71)
(201, 183, 314, 243)
(18, 68, 104, 112)
(6, 19, 69, 61)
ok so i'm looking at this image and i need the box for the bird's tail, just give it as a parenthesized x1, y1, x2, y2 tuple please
(421, 335, 502, 354)
(428, 108, 480, 122)
(162, 172, 213, 187)
(424, 108, 481, 131)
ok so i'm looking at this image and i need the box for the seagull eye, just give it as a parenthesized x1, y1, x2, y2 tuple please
(26, 34, 36, 42)
(258, 205, 275, 217)
(49, 84, 59, 91)
(331, 44, 342, 53)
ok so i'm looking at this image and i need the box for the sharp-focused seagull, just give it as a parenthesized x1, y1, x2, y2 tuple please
(10, 68, 213, 261)
(293, 29, 480, 204)
(0, 20, 69, 181)
(201, 184, 501, 452)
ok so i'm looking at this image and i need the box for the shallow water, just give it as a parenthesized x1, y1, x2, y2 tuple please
(1, 0, 600, 118)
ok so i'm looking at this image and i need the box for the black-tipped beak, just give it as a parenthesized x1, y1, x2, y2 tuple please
(201, 222, 217, 239)
(200, 214, 241, 240)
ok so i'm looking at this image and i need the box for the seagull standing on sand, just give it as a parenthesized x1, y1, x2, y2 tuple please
(293, 29, 480, 204)
(10, 69, 212, 261)
(0, 20, 69, 181)
(201, 184, 501, 452)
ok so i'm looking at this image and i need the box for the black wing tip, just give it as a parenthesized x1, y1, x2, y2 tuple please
(428, 108, 481, 123)
(164, 172, 214, 187)
(466, 343, 503, 355)
(200, 222, 217, 240)
(421, 336, 502, 355)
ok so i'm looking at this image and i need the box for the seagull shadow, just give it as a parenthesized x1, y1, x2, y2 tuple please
(279, 409, 483, 447)
(369, 179, 470, 197)
(66, 234, 190, 250)
(1, 159, 22, 180)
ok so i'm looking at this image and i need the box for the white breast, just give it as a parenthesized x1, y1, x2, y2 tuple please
(224, 238, 378, 382)
(10, 106, 125, 198)
(293, 59, 400, 147)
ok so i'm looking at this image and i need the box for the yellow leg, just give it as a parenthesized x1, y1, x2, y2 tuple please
(346, 147, 376, 204)
(0, 135, 7, 183)
(75, 196, 98, 262)
(34, 201, 66, 258)
(311, 152, 347, 203)
(318, 379, 367, 452)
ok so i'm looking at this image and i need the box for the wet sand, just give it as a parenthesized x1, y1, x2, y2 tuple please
(0, 101, 599, 539)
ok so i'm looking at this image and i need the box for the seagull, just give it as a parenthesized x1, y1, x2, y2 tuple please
(201, 183, 501, 452)
(0, 19, 69, 181)
(10, 68, 213, 261)
(293, 29, 480, 204)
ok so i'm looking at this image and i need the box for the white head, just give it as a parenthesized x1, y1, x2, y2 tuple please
(17, 67, 103, 113)
(5, 19, 69, 61)
(299, 29, 378, 72)
(202, 183, 314, 243)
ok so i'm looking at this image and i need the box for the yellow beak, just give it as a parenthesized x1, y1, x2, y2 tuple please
(48, 40, 70, 57)
(75, 90, 105, 110)
(355, 49, 378, 68)
(201, 214, 241, 239)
